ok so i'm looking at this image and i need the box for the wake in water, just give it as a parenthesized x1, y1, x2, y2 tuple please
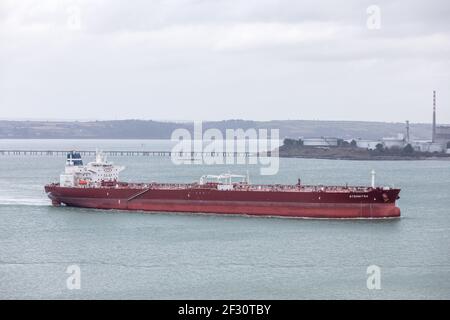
(0, 197, 49, 206)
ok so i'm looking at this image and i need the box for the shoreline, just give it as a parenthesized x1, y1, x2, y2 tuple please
(278, 145, 450, 161)
(278, 154, 450, 161)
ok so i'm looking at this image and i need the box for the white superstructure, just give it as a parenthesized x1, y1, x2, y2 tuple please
(60, 151, 124, 187)
(199, 173, 248, 190)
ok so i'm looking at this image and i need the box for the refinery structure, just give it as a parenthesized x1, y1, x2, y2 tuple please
(409, 90, 450, 153)
(297, 91, 450, 154)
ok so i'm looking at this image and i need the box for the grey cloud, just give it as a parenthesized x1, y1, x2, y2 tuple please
(0, 0, 449, 123)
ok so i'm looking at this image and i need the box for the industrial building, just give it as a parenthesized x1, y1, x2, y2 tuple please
(436, 125, 450, 145)
(382, 134, 406, 149)
(410, 141, 445, 153)
(410, 91, 448, 153)
(355, 91, 448, 153)
(296, 91, 448, 153)
(355, 139, 381, 150)
(301, 137, 339, 147)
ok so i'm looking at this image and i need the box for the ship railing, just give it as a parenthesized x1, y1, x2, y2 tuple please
(99, 181, 374, 193)
(238, 184, 373, 193)
(115, 182, 200, 190)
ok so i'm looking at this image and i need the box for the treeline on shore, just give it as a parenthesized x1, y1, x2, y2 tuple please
(280, 138, 450, 160)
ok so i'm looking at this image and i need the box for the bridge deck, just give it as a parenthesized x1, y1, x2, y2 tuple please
(0, 150, 270, 157)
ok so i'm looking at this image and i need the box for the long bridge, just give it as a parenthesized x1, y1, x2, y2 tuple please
(0, 150, 273, 157)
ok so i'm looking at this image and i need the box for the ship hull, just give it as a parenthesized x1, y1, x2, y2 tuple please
(45, 185, 401, 219)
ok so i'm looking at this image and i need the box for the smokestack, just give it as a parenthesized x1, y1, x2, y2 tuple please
(406, 120, 410, 143)
(432, 90, 436, 143)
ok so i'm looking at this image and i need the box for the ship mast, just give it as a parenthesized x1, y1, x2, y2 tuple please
(371, 170, 376, 188)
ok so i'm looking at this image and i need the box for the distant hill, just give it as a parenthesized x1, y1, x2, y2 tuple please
(278, 143, 450, 160)
(0, 119, 435, 140)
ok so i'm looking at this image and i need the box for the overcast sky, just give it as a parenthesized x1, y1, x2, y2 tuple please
(1, 0, 449, 123)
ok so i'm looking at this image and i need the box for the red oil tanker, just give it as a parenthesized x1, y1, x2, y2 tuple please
(44, 151, 401, 219)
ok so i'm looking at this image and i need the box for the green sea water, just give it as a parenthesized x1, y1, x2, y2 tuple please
(0, 140, 449, 299)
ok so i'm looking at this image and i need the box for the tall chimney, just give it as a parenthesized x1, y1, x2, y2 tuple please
(432, 90, 436, 143)
(406, 120, 410, 143)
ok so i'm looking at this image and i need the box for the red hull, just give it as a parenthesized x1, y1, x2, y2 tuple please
(45, 184, 401, 219)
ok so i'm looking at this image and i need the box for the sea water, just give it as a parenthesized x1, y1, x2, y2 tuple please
(0, 140, 449, 299)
